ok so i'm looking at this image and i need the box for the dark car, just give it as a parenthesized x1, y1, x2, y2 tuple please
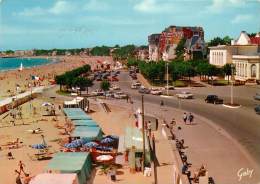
(254, 93, 260, 101)
(205, 95, 223, 104)
(255, 105, 260, 114)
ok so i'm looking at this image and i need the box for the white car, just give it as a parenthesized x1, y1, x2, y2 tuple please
(91, 90, 104, 96)
(176, 91, 193, 99)
(131, 82, 141, 89)
(104, 91, 114, 98)
(150, 89, 162, 95)
(114, 91, 127, 99)
(109, 85, 120, 91)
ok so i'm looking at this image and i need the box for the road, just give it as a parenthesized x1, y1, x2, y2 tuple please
(114, 71, 260, 166)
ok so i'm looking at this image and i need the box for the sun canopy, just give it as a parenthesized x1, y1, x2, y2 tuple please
(29, 173, 79, 184)
(46, 152, 92, 184)
(63, 108, 92, 120)
(72, 120, 99, 127)
(72, 126, 103, 140)
(119, 126, 149, 152)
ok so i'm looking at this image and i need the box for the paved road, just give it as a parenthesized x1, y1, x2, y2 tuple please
(116, 71, 260, 166)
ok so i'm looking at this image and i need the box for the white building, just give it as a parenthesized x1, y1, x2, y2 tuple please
(209, 31, 260, 82)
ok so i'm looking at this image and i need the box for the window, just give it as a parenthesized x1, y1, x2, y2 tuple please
(251, 64, 256, 78)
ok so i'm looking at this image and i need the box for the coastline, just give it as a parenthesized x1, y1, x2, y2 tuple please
(0, 55, 113, 100)
(0, 56, 59, 72)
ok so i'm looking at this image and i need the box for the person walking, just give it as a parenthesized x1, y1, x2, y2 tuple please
(183, 112, 187, 124)
(18, 160, 25, 174)
(147, 121, 152, 137)
(15, 170, 22, 184)
(188, 113, 194, 124)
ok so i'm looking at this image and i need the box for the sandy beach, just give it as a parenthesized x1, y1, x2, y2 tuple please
(0, 56, 113, 100)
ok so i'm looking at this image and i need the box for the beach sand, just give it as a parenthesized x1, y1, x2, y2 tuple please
(0, 56, 113, 100)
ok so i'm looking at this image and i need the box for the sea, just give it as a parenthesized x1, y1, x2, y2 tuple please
(0, 57, 53, 71)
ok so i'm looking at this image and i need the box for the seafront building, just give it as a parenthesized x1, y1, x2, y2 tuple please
(148, 26, 205, 61)
(209, 31, 260, 82)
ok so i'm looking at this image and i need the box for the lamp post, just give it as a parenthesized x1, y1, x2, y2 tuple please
(166, 62, 169, 96)
(141, 95, 145, 173)
(231, 64, 235, 105)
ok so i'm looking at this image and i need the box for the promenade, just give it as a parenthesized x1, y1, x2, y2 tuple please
(103, 98, 260, 184)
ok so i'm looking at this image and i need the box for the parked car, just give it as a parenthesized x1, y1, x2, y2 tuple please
(138, 88, 150, 94)
(176, 91, 193, 99)
(255, 105, 260, 114)
(150, 89, 162, 95)
(104, 91, 114, 98)
(205, 95, 223, 104)
(164, 86, 175, 90)
(109, 85, 120, 91)
(108, 77, 119, 82)
(91, 89, 104, 96)
(131, 82, 141, 89)
(254, 93, 260, 101)
(114, 91, 127, 99)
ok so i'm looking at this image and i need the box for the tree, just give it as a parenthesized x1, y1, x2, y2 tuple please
(176, 38, 186, 58)
(208, 36, 232, 47)
(55, 75, 67, 91)
(223, 64, 232, 84)
(100, 80, 110, 91)
(90, 46, 110, 56)
(73, 77, 93, 95)
(223, 36, 232, 45)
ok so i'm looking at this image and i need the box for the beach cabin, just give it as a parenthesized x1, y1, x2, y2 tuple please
(29, 173, 79, 184)
(72, 120, 99, 127)
(46, 152, 92, 184)
(72, 126, 103, 141)
(63, 108, 92, 120)
(118, 126, 151, 170)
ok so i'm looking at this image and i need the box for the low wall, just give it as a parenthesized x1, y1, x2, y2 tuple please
(161, 125, 190, 184)
(0, 93, 37, 115)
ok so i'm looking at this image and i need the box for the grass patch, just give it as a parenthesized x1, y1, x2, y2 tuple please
(56, 90, 70, 96)
(213, 80, 229, 86)
(173, 80, 188, 87)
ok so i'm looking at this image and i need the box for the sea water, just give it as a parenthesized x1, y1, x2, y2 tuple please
(0, 57, 52, 71)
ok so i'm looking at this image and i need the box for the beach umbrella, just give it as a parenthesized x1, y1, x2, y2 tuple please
(100, 137, 114, 144)
(96, 146, 113, 152)
(84, 142, 98, 148)
(83, 142, 99, 148)
(96, 155, 113, 162)
(104, 135, 119, 140)
(31, 144, 47, 149)
(70, 139, 89, 147)
(64, 142, 80, 149)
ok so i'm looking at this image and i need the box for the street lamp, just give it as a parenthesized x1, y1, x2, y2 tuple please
(230, 64, 235, 105)
(166, 62, 169, 96)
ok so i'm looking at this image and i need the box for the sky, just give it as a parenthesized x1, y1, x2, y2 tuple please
(0, 0, 260, 50)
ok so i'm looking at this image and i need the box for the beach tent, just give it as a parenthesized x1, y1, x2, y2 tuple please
(46, 152, 92, 184)
(63, 108, 92, 120)
(72, 120, 99, 127)
(72, 126, 103, 140)
(29, 173, 79, 184)
(118, 126, 150, 163)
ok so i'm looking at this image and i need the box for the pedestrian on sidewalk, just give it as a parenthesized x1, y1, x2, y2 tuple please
(147, 121, 152, 137)
(188, 113, 194, 124)
(183, 112, 187, 124)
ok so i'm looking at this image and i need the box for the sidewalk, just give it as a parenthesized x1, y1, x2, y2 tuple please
(103, 99, 260, 184)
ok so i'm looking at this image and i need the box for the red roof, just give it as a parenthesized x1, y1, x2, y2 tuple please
(250, 36, 260, 45)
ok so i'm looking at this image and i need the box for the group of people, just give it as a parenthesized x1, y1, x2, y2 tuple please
(15, 161, 33, 184)
(182, 112, 194, 125)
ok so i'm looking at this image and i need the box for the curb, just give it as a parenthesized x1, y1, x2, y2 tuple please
(222, 104, 242, 109)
